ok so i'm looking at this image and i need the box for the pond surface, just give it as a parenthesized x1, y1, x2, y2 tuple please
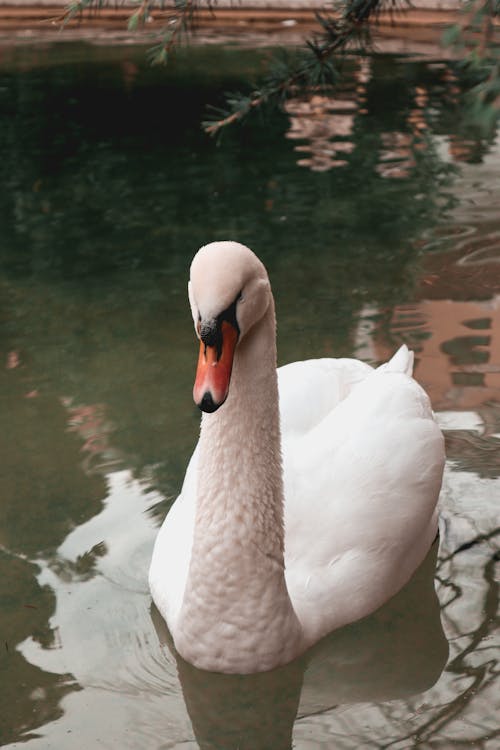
(0, 42, 498, 749)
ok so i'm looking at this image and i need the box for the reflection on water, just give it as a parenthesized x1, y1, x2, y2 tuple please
(151, 541, 445, 750)
(285, 58, 498, 178)
(285, 59, 370, 173)
(0, 43, 498, 749)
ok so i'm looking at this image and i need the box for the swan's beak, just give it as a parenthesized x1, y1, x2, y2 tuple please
(193, 320, 239, 413)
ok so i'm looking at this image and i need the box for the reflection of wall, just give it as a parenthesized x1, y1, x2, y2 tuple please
(284, 59, 371, 172)
(440, 65, 493, 164)
(285, 72, 436, 179)
(0, 551, 78, 746)
(376, 131, 415, 179)
(357, 174, 500, 412)
(285, 92, 357, 171)
(376, 85, 429, 179)
(377, 297, 500, 410)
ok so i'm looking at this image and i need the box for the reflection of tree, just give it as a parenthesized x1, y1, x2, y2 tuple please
(439, 64, 498, 164)
(445, 429, 500, 479)
(377, 532, 499, 748)
(289, 519, 499, 748)
(0, 551, 79, 745)
(0, 343, 107, 742)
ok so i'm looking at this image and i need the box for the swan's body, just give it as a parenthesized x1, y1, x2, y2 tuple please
(149, 242, 445, 674)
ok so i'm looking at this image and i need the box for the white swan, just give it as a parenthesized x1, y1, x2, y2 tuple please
(149, 241, 445, 674)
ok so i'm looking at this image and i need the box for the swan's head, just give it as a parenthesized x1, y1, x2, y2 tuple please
(188, 241, 271, 413)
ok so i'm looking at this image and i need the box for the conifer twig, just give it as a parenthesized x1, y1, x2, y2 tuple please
(55, 0, 500, 133)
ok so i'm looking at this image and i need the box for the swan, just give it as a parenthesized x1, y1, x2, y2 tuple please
(149, 241, 445, 674)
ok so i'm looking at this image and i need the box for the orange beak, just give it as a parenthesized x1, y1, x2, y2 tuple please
(193, 320, 239, 412)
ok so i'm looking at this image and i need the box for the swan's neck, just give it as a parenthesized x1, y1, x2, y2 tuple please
(175, 301, 302, 673)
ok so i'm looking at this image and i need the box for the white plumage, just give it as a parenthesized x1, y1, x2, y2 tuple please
(149, 241, 445, 674)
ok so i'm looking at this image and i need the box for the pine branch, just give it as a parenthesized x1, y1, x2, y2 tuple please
(147, 0, 198, 65)
(58, 0, 205, 64)
(203, 1, 384, 136)
(57, 0, 106, 26)
(443, 0, 499, 60)
(55, 0, 499, 135)
(128, 0, 154, 32)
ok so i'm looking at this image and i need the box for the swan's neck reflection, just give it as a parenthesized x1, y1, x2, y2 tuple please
(177, 654, 305, 750)
(151, 541, 447, 750)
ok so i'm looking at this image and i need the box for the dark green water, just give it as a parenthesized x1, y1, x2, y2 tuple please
(0, 42, 498, 749)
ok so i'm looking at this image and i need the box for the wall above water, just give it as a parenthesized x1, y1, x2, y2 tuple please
(0, 0, 494, 61)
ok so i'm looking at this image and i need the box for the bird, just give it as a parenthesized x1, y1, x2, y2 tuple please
(149, 240, 445, 674)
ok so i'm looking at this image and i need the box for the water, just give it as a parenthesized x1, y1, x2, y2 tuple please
(0, 42, 498, 749)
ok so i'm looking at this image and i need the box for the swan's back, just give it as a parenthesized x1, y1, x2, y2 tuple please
(278, 357, 373, 437)
(282, 347, 444, 645)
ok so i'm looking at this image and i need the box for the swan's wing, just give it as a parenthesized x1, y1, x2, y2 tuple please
(149, 446, 199, 631)
(278, 357, 374, 437)
(283, 354, 444, 643)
